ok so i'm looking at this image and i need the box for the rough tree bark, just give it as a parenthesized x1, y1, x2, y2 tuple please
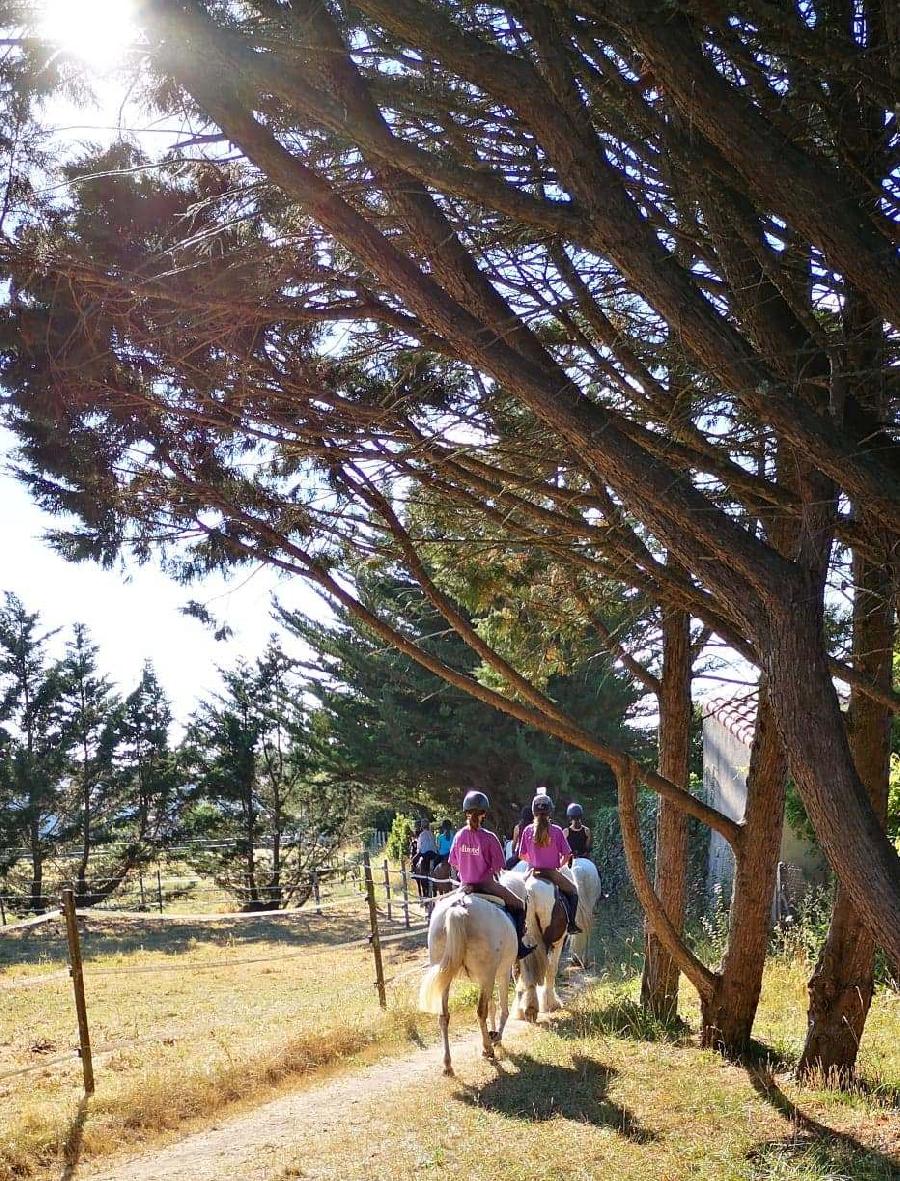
(798, 547, 894, 1077)
(700, 686, 788, 1053)
(641, 604, 691, 1021)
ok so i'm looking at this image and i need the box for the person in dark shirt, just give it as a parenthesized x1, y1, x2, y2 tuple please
(564, 802, 592, 860)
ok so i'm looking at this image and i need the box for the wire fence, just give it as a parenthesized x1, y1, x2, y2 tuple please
(0, 852, 438, 1104)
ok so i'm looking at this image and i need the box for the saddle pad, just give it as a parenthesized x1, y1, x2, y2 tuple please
(468, 893, 506, 908)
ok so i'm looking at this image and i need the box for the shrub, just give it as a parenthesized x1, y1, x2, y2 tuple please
(386, 813, 416, 862)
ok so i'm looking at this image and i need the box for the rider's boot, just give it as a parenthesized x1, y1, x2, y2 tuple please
(562, 891, 582, 935)
(509, 905, 535, 958)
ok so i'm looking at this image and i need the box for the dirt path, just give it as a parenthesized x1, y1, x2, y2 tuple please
(79, 971, 594, 1181)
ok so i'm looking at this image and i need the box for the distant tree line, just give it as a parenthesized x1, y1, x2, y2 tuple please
(0, 578, 643, 913)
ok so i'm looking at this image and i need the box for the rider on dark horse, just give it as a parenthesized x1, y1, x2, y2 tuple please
(519, 791, 583, 935)
(448, 791, 534, 959)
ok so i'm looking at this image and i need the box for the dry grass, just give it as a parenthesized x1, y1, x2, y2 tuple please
(0, 905, 433, 1181)
(2, 902, 898, 1181)
(271, 960, 898, 1181)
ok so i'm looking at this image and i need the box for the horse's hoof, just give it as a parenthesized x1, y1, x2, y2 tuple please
(525, 1008, 539, 1023)
(482, 1048, 496, 1060)
(443, 1065, 454, 1077)
(488, 1030, 501, 1044)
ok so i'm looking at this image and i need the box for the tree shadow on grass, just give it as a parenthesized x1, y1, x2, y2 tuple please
(745, 1065, 899, 1178)
(454, 1052, 656, 1142)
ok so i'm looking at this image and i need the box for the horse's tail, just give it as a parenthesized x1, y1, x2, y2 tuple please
(418, 901, 468, 1014)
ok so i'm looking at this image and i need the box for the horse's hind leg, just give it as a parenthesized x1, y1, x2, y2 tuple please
(440, 989, 453, 1076)
(495, 965, 512, 1045)
(477, 987, 495, 1059)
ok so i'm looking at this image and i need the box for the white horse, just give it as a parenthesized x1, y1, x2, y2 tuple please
(418, 890, 517, 1076)
(501, 858, 602, 1019)
(568, 857, 602, 967)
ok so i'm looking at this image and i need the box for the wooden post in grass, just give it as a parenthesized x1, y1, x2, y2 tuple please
(382, 859, 393, 923)
(312, 872, 321, 915)
(0, 894, 6, 926)
(61, 889, 94, 1096)
(156, 868, 164, 913)
(138, 872, 146, 910)
(363, 853, 387, 1009)
(399, 858, 411, 929)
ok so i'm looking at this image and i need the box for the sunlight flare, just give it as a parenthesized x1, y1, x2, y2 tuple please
(36, 0, 136, 72)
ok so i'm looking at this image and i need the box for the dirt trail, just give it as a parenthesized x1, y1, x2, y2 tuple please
(80, 972, 593, 1181)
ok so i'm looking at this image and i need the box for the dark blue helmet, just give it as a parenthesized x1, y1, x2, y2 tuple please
(463, 790, 490, 813)
(532, 793, 554, 815)
(566, 803, 584, 820)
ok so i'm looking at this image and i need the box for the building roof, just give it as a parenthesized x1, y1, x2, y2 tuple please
(702, 693, 758, 747)
(703, 684, 849, 749)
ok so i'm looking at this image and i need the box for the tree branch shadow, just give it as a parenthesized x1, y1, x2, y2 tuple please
(454, 1051, 656, 1142)
(745, 1064, 899, 1177)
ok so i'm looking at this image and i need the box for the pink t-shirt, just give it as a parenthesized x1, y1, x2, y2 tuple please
(519, 822, 572, 870)
(449, 826, 505, 884)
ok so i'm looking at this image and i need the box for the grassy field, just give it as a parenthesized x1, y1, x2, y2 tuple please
(0, 901, 433, 1181)
(1, 901, 898, 1181)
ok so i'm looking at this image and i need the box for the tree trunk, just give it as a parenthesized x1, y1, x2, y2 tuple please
(29, 820, 43, 913)
(641, 605, 691, 1021)
(701, 685, 787, 1053)
(766, 588, 900, 968)
(798, 547, 894, 1078)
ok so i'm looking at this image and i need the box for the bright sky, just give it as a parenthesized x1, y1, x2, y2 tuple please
(2, 443, 329, 725)
(0, 4, 333, 725)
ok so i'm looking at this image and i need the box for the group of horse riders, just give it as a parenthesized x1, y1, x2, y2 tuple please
(410, 790, 594, 960)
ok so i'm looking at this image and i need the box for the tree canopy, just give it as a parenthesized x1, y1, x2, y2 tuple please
(1, 0, 898, 965)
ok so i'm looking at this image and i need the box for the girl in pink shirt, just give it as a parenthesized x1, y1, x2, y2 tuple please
(449, 790, 533, 958)
(519, 792, 582, 934)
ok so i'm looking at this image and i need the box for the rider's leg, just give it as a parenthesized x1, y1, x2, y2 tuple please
(539, 869, 582, 933)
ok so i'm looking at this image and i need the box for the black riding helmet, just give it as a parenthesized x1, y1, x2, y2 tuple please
(566, 802, 584, 820)
(462, 789, 490, 813)
(531, 792, 554, 815)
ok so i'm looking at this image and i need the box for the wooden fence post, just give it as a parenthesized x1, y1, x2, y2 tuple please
(61, 889, 94, 1096)
(363, 853, 387, 1009)
(0, 894, 6, 926)
(138, 872, 146, 910)
(382, 859, 392, 923)
(399, 858, 411, 929)
(312, 872, 321, 915)
(156, 868, 164, 913)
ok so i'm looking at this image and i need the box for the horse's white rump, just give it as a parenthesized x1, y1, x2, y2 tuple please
(418, 891, 517, 1075)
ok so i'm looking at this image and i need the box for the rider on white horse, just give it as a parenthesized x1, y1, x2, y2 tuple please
(518, 792, 582, 935)
(563, 802, 592, 859)
(448, 790, 535, 960)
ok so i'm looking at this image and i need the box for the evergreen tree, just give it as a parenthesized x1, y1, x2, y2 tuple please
(182, 640, 351, 909)
(0, 593, 69, 910)
(280, 571, 645, 833)
(57, 623, 121, 900)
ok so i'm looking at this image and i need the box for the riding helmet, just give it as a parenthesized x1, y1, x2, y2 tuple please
(531, 793, 554, 814)
(566, 802, 584, 820)
(462, 789, 490, 813)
